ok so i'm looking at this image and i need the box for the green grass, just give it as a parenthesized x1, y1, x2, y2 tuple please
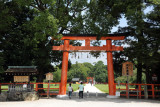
(66, 84, 81, 92)
(94, 84, 136, 93)
(1, 85, 9, 92)
(94, 84, 109, 93)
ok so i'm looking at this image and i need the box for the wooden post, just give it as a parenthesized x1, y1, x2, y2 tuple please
(58, 84, 60, 94)
(138, 84, 141, 99)
(60, 39, 69, 95)
(106, 39, 115, 96)
(47, 82, 50, 98)
(0, 83, 1, 94)
(126, 83, 129, 98)
(127, 75, 129, 98)
(36, 83, 38, 92)
(152, 84, 155, 99)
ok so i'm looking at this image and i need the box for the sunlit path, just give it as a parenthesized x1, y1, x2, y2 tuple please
(1, 97, 160, 107)
(75, 83, 104, 93)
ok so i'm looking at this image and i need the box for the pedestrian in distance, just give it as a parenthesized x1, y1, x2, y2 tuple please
(78, 82, 84, 98)
(68, 83, 73, 99)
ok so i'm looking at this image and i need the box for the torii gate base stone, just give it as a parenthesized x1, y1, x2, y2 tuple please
(53, 34, 125, 98)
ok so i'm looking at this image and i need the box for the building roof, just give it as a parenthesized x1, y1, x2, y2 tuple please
(5, 66, 38, 76)
(72, 78, 80, 81)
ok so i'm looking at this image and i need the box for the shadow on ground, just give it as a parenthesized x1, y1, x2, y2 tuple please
(40, 92, 160, 104)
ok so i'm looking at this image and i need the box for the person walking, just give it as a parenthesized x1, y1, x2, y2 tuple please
(78, 82, 84, 98)
(68, 83, 73, 99)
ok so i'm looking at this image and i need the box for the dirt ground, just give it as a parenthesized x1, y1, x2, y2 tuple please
(0, 97, 160, 107)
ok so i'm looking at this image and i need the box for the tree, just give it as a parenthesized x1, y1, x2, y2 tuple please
(53, 67, 61, 82)
(83, 62, 94, 77)
(93, 61, 108, 83)
(144, 3, 160, 83)
(0, 1, 37, 82)
(83, 0, 125, 34)
(67, 62, 88, 82)
(117, 0, 160, 84)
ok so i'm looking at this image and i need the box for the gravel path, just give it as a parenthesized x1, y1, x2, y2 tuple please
(0, 97, 160, 107)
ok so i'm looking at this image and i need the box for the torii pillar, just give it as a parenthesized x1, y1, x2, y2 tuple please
(59, 39, 70, 95)
(106, 39, 116, 97)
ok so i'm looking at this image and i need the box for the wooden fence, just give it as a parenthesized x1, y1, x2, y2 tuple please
(0, 82, 60, 96)
(115, 83, 160, 99)
(1, 82, 160, 99)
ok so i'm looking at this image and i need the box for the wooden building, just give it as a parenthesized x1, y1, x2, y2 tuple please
(5, 66, 38, 83)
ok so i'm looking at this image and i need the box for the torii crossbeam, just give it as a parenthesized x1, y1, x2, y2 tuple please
(52, 34, 125, 97)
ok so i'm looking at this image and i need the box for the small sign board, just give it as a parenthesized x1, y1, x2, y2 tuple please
(116, 91, 120, 96)
(46, 72, 53, 80)
(122, 62, 133, 76)
(14, 76, 29, 82)
(152, 74, 157, 82)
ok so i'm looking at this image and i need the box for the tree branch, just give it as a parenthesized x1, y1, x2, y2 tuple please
(67, 0, 72, 7)
(30, 4, 41, 11)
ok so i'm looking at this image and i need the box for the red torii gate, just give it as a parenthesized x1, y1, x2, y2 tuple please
(52, 34, 125, 97)
(87, 77, 94, 84)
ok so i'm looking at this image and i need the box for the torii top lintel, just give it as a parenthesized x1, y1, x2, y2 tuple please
(52, 34, 126, 52)
(55, 34, 125, 40)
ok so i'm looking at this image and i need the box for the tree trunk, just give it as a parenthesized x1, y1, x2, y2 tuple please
(136, 62, 142, 84)
(146, 68, 151, 84)
(36, 68, 45, 93)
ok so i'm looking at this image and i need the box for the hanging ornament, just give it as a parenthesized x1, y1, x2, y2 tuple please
(75, 52, 76, 58)
(81, 52, 82, 58)
(102, 53, 104, 56)
(87, 54, 89, 58)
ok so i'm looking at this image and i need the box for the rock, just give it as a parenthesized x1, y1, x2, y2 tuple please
(0, 92, 8, 101)
(1, 91, 39, 101)
(7, 92, 23, 101)
(23, 91, 39, 101)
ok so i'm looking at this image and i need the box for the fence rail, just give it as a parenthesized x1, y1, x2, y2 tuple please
(0, 82, 60, 96)
(115, 83, 160, 99)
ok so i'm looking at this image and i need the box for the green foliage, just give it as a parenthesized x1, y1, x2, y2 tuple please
(53, 67, 61, 82)
(115, 69, 146, 83)
(151, 0, 160, 5)
(116, 0, 160, 84)
(30, 10, 59, 41)
(67, 61, 108, 83)
(0, 53, 4, 81)
(1, 0, 159, 84)
(93, 61, 108, 83)
(67, 62, 88, 82)
(83, 62, 94, 77)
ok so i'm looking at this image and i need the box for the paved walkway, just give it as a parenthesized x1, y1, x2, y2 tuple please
(76, 83, 104, 93)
